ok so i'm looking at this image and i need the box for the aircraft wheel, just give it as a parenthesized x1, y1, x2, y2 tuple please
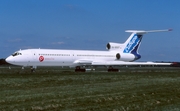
(30, 66, 36, 72)
(108, 66, 119, 72)
(75, 66, 86, 72)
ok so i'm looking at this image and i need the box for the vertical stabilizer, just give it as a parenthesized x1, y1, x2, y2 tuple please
(123, 29, 172, 60)
(123, 33, 143, 60)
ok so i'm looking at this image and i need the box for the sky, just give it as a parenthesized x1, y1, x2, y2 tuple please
(0, 0, 180, 61)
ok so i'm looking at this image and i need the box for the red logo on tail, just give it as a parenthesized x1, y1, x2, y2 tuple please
(39, 56, 44, 62)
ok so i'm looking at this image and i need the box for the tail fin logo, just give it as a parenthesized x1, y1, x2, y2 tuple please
(123, 34, 141, 53)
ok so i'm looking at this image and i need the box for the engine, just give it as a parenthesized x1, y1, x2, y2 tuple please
(106, 42, 124, 51)
(106, 43, 137, 61)
(115, 53, 136, 61)
(116, 53, 120, 60)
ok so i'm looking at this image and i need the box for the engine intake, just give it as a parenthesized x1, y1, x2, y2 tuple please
(116, 53, 120, 60)
(115, 53, 136, 61)
(106, 42, 124, 51)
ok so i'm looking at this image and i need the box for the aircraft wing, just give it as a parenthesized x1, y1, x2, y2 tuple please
(91, 61, 171, 66)
(74, 59, 171, 66)
(73, 59, 93, 65)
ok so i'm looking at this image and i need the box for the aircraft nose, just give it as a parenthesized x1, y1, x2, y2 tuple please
(5, 56, 14, 64)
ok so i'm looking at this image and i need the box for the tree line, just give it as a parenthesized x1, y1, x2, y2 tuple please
(0, 59, 9, 65)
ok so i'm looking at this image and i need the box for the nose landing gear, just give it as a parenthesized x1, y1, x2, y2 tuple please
(30, 66, 37, 72)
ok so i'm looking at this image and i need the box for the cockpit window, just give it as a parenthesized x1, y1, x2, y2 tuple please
(12, 52, 22, 56)
(12, 52, 18, 56)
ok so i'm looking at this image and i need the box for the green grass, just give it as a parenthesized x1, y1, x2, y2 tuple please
(0, 67, 180, 110)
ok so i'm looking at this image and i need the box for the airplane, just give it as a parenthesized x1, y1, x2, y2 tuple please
(6, 29, 172, 72)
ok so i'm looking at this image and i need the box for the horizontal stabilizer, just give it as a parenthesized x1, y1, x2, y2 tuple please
(125, 29, 172, 34)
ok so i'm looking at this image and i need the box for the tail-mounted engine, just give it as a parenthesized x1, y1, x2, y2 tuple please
(106, 42, 124, 51)
(115, 53, 136, 61)
(116, 53, 120, 60)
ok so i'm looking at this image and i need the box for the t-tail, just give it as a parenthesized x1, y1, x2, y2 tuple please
(123, 29, 172, 60)
(106, 29, 172, 60)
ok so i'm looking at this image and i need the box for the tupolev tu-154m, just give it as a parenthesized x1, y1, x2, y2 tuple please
(6, 29, 172, 72)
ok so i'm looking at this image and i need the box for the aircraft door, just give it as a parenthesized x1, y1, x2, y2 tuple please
(31, 50, 38, 61)
(25, 50, 37, 66)
(71, 51, 76, 61)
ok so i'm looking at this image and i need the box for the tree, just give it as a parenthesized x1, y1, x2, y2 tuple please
(0, 59, 9, 65)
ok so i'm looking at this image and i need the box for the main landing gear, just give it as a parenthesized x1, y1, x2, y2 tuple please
(75, 66, 119, 72)
(75, 66, 86, 72)
(107, 66, 119, 72)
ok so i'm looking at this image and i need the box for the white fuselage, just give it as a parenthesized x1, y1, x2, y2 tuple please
(6, 49, 136, 67)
